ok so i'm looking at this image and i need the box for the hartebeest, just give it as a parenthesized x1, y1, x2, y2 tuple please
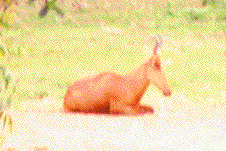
(63, 34, 172, 115)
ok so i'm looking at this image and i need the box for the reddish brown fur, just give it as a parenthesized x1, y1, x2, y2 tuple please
(64, 34, 172, 115)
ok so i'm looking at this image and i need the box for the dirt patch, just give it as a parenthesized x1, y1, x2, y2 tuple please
(1, 101, 226, 150)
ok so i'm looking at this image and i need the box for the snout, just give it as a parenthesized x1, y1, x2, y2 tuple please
(163, 89, 171, 96)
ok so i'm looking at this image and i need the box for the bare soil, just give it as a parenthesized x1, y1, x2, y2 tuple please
(0, 100, 226, 150)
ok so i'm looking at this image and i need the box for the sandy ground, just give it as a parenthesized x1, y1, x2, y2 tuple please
(0, 101, 225, 151)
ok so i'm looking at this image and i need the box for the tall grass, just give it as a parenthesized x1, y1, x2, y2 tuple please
(0, 66, 18, 133)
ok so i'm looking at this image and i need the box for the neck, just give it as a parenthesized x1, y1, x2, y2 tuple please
(124, 61, 151, 103)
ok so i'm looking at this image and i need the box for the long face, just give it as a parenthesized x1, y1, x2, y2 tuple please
(147, 55, 172, 96)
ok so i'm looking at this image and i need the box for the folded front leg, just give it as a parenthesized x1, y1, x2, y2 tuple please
(139, 105, 154, 114)
(110, 104, 140, 115)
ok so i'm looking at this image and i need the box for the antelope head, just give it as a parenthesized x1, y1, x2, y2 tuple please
(146, 34, 172, 96)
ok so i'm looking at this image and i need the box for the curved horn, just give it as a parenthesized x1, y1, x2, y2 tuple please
(149, 34, 163, 54)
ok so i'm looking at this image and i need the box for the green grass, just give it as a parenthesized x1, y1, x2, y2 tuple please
(0, 0, 226, 111)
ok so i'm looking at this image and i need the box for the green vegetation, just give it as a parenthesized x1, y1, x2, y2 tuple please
(0, 0, 225, 112)
(0, 66, 17, 133)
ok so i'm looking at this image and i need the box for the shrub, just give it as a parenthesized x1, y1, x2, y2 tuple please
(0, 66, 18, 133)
